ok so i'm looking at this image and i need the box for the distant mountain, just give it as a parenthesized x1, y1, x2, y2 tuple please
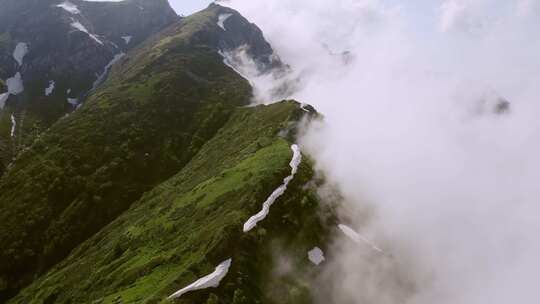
(0, 3, 330, 303)
(0, 0, 179, 174)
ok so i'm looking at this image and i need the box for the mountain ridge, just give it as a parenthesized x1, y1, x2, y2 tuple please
(0, 4, 329, 302)
(0, 0, 179, 175)
(8, 100, 328, 304)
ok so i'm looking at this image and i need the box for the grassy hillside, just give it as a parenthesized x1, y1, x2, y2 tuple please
(9, 101, 332, 304)
(0, 6, 255, 299)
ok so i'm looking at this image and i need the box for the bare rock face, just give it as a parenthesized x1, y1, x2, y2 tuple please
(183, 4, 283, 72)
(475, 94, 512, 116)
(494, 97, 511, 114)
(0, 0, 178, 93)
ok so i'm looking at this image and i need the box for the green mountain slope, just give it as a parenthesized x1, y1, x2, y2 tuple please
(0, 4, 333, 303)
(10, 101, 331, 304)
(0, 4, 281, 300)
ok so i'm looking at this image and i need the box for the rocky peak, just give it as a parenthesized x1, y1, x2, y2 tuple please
(160, 4, 281, 74)
(210, 4, 278, 69)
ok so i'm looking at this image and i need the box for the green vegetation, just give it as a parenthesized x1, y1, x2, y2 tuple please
(10, 101, 330, 303)
(0, 7, 252, 299)
(0, 4, 333, 303)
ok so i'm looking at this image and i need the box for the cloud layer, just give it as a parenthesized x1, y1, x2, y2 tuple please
(222, 0, 540, 303)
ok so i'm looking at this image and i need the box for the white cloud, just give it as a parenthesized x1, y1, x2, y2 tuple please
(516, 0, 540, 17)
(439, 0, 469, 31)
(222, 1, 540, 303)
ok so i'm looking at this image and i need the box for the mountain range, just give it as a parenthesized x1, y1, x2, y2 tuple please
(0, 1, 335, 303)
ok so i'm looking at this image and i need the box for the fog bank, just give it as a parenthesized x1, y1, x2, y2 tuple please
(221, 0, 540, 303)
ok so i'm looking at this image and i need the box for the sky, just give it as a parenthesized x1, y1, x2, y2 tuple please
(218, 1, 540, 303)
(87, 0, 212, 15)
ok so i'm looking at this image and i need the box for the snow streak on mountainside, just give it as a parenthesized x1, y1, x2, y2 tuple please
(243, 144, 302, 232)
(5, 73, 23, 96)
(0, 94, 8, 108)
(45, 81, 55, 96)
(168, 259, 232, 299)
(217, 13, 233, 30)
(57, 1, 81, 14)
(70, 20, 104, 45)
(121, 35, 132, 44)
(12, 43, 28, 66)
(222, 0, 540, 303)
(91, 53, 125, 91)
(9, 115, 16, 138)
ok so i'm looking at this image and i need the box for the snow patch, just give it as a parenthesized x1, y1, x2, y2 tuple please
(0, 93, 8, 109)
(243, 144, 302, 232)
(92, 53, 125, 91)
(57, 1, 80, 14)
(338, 224, 384, 253)
(217, 13, 233, 30)
(168, 259, 232, 299)
(10, 115, 16, 138)
(121, 36, 132, 44)
(0, 72, 24, 108)
(308, 247, 325, 265)
(45, 80, 55, 96)
(70, 19, 104, 45)
(67, 98, 79, 106)
(6, 73, 24, 95)
(13, 43, 29, 66)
